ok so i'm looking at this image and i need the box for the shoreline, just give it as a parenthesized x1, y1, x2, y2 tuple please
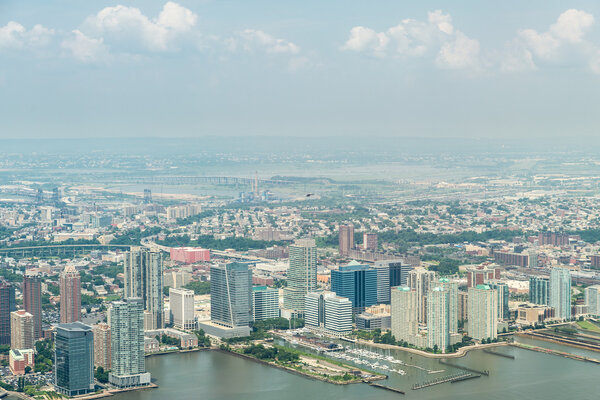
(355, 339, 509, 358)
(515, 331, 600, 353)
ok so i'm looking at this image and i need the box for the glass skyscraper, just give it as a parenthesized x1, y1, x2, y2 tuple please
(211, 262, 252, 328)
(331, 261, 377, 314)
(529, 276, 549, 305)
(284, 238, 317, 313)
(0, 281, 15, 346)
(54, 322, 94, 397)
(124, 247, 163, 329)
(550, 267, 571, 320)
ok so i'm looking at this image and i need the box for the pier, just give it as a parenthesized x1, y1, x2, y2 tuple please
(510, 342, 600, 364)
(482, 349, 515, 359)
(366, 382, 405, 394)
(412, 373, 478, 390)
(438, 360, 490, 375)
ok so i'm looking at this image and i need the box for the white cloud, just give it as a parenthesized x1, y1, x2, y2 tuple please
(82, 1, 197, 52)
(436, 32, 480, 69)
(233, 29, 300, 54)
(342, 26, 389, 54)
(499, 40, 536, 73)
(61, 30, 109, 63)
(0, 21, 55, 49)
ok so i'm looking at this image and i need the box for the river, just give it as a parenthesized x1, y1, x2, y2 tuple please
(112, 339, 598, 400)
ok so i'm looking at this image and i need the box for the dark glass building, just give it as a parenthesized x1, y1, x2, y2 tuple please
(0, 281, 16, 345)
(331, 262, 377, 314)
(54, 322, 94, 397)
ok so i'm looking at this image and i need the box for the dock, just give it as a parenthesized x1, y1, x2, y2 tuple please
(438, 360, 490, 376)
(510, 342, 600, 364)
(366, 382, 405, 394)
(412, 373, 477, 390)
(482, 349, 515, 359)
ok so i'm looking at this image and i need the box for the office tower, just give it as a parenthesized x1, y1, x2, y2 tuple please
(305, 292, 352, 336)
(388, 260, 413, 287)
(109, 298, 150, 388)
(338, 224, 354, 256)
(427, 287, 450, 352)
(528, 250, 539, 268)
(124, 247, 164, 329)
(372, 262, 391, 304)
(211, 262, 252, 328)
(407, 267, 436, 323)
(468, 285, 498, 341)
(550, 267, 571, 320)
(169, 288, 196, 330)
(529, 276, 550, 305)
(488, 282, 510, 320)
(23, 274, 42, 339)
(391, 286, 419, 345)
(10, 311, 34, 350)
(363, 233, 378, 251)
(284, 239, 317, 312)
(93, 324, 111, 370)
(60, 265, 81, 324)
(585, 286, 600, 316)
(0, 282, 16, 345)
(331, 262, 377, 314)
(437, 278, 458, 333)
(252, 286, 280, 321)
(54, 322, 94, 397)
(458, 291, 468, 322)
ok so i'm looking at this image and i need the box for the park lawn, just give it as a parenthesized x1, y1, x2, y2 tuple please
(576, 320, 600, 333)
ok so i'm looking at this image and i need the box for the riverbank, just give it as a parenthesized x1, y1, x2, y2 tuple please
(510, 342, 600, 364)
(77, 383, 159, 400)
(515, 331, 600, 353)
(219, 348, 386, 385)
(355, 339, 508, 359)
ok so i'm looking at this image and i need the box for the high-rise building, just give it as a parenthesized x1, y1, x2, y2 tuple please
(427, 287, 450, 352)
(54, 322, 94, 397)
(468, 285, 498, 341)
(488, 282, 510, 320)
(466, 266, 500, 288)
(407, 267, 436, 323)
(169, 288, 196, 330)
(372, 262, 391, 304)
(363, 233, 378, 251)
(251, 286, 280, 321)
(210, 262, 252, 328)
(458, 291, 468, 322)
(0, 282, 16, 345)
(109, 298, 150, 388)
(93, 323, 111, 370)
(124, 247, 164, 329)
(60, 265, 81, 324)
(338, 224, 354, 256)
(23, 274, 42, 339)
(391, 286, 419, 345)
(331, 262, 377, 314)
(585, 286, 600, 316)
(528, 250, 539, 268)
(305, 292, 352, 336)
(388, 261, 414, 287)
(529, 276, 550, 305)
(284, 239, 317, 312)
(437, 278, 458, 333)
(550, 267, 571, 320)
(10, 310, 34, 350)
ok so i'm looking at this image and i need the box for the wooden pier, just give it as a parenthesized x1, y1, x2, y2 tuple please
(366, 382, 405, 394)
(412, 373, 477, 390)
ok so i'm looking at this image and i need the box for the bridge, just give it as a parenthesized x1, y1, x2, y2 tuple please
(117, 176, 293, 186)
(0, 244, 132, 258)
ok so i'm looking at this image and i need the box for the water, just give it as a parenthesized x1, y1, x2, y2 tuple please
(112, 341, 598, 400)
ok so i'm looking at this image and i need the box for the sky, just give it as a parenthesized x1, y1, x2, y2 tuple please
(2, 0, 600, 140)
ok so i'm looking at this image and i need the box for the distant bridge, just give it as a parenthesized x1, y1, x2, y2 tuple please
(119, 176, 293, 186)
(0, 244, 132, 258)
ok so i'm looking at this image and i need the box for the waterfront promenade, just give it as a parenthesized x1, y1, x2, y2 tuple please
(355, 339, 509, 359)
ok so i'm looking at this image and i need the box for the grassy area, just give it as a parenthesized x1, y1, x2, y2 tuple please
(576, 320, 600, 333)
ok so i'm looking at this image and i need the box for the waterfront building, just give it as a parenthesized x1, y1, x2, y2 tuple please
(331, 261, 377, 314)
(458, 291, 468, 322)
(468, 285, 498, 341)
(124, 247, 164, 330)
(585, 286, 600, 316)
(529, 276, 550, 305)
(59, 265, 81, 324)
(550, 267, 571, 320)
(23, 274, 42, 339)
(252, 286, 280, 321)
(338, 224, 354, 256)
(284, 239, 317, 313)
(407, 267, 436, 323)
(0, 282, 16, 346)
(305, 292, 352, 336)
(54, 322, 94, 397)
(9, 349, 34, 376)
(391, 286, 419, 346)
(169, 288, 196, 330)
(437, 278, 458, 333)
(488, 281, 510, 320)
(93, 323, 111, 370)
(427, 287, 450, 352)
(355, 312, 391, 331)
(10, 310, 34, 350)
(109, 298, 151, 388)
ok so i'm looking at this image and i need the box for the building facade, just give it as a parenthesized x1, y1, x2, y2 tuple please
(305, 292, 352, 336)
(529, 276, 550, 305)
(23, 274, 42, 339)
(468, 285, 498, 341)
(407, 267, 436, 323)
(124, 247, 164, 330)
(437, 278, 458, 334)
(284, 238, 317, 313)
(338, 224, 354, 256)
(210, 262, 252, 328)
(331, 262, 377, 314)
(10, 310, 34, 350)
(169, 288, 196, 330)
(427, 287, 450, 352)
(488, 281, 510, 320)
(391, 286, 419, 346)
(59, 265, 81, 324)
(93, 323, 111, 370)
(550, 267, 571, 320)
(585, 286, 600, 316)
(54, 322, 94, 397)
(0, 282, 16, 346)
(251, 286, 280, 321)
